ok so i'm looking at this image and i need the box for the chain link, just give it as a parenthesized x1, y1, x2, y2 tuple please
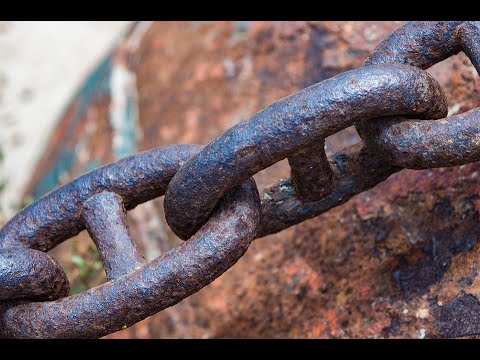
(356, 21, 480, 169)
(0, 21, 479, 338)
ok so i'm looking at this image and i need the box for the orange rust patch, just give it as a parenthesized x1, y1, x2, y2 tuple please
(324, 309, 340, 336)
(309, 321, 328, 338)
(356, 283, 371, 301)
(284, 257, 323, 291)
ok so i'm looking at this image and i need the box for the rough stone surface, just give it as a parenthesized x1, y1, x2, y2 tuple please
(22, 21, 480, 338)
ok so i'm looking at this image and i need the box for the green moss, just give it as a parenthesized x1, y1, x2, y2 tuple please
(69, 243, 104, 294)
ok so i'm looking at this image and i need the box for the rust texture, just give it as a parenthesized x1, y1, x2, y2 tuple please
(164, 64, 447, 240)
(141, 21, 480, 339)
(258, 142, 398, 237)
(4, 21, 480, 339)
(82, 192, 146, 280)
(357, 21, 480, 169)
(145, 161, 480, 339)
(0, 248, 69, 301)
(0, 145, 261, 338)
(0, 145, 203, 251)
(288, 140, 333, 202)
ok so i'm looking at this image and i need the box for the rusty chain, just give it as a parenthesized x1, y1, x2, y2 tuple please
(0, 21, 479, 338)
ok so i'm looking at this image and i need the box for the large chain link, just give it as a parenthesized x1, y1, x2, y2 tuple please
(1, 21, 479, 338)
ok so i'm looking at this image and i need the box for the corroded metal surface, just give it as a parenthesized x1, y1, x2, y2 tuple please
(258, 142, 398, 237)
(0, 178, 259, 338)
(83, 192, 146, 280)
(0, 145, 203, 251)
(0, 248, 69, 301)
(164, 64, 447, 240)
(288, 139, 333, 202)
(0, 145, 260, 338)
(357, 21, 480, 169)
(141, 21, 480, 339)
(137, 161, 480, 339)
(4, 21, 480, 339)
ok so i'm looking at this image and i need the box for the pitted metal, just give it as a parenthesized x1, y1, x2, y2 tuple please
(0, 145, 260, 338)
(164, 64, 447, 240)
(356, 21, 480, 169)
(0, 248, 69, 301)
(1, 21, 479, 338)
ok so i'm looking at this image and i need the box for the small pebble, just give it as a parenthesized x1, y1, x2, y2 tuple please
(415, 308, 429, 319)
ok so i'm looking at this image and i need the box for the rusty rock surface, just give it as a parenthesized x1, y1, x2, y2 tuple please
(22, 21, 480, 338)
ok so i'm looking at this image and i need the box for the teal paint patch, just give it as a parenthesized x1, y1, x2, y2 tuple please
(112, 95, 138, 160)
(84, 160, 101, 173)
(66, 55, 112, 143)
(31, 49, 114, 198)
(32, 149, 76, 199)
(30, 22, 142, 198)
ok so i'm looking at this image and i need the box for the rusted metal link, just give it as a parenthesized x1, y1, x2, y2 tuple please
(0, 248, 69, 301)
(3, 21, 480, 339)
(82, 192, 146, 280)
(164, 64, 447, 240)
(0, 145, 261, 338)
(356, 21, 480, 169)
(0, 144, 202, 251)
(359, 110, 480, 169)
(259, 142, 399, 237)
(288, 140, 333, 202)
(365, 21, 463, 69)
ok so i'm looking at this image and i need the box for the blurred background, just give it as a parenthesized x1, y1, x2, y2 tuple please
(1, 21, 479, 339)
(0, 21, 131, 220)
